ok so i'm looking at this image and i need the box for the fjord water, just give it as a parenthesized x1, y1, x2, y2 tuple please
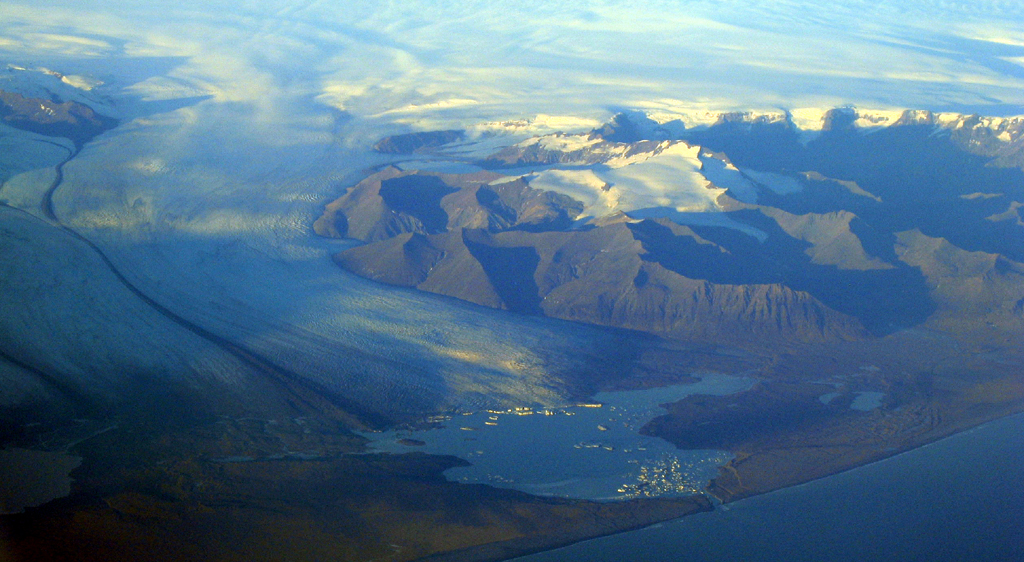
(513, 412, 1024, 562)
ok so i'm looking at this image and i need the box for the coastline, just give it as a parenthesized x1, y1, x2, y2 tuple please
(417, 495, 713, 562)
(3, 367, 1021, 562)
(457, 381, 1024, 562)
(499, 409, 1024, 562)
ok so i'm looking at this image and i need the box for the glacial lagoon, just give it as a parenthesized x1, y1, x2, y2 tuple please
(360, 373, 756, 500)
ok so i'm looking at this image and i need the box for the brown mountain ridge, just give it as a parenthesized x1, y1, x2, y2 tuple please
(317, 111, 1024, 347)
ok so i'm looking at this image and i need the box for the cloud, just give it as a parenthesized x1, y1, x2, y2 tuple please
(4, 0, 1023, 134)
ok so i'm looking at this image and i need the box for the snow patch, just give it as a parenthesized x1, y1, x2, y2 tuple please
(470, 115, 603, 136)
(528, 169, 616, 218)
(534, 133, 602, 152)
(60, 74, 102, 91)
(628, 101, 783, 129)
(789, 107, 829, 131)
(594, 142, 723, 213)
(900, 109, 934, 124)
(853, 109, 904, 129)
(521, 142, 723, 217)
(627, 209, 768, 242)
(599, 140, 673, 168)
(1, 65, 119, 118)
(699, 153, 758, 204)
(624, 100, 727, 128)
(935, 112, 963, 127)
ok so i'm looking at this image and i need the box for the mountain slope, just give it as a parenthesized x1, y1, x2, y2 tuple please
(326, 187, 868, 342)
(318, 108, 1024, 347)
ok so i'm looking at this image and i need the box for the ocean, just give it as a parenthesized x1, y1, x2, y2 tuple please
(512, 412, 1024, 562)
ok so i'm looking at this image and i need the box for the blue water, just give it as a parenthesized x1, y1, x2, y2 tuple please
(513, 412, 1024, 562)
(818, 392, 841, 405)
(851, 391, 886, 411)
(360, 373, 755, 500)
(818, 391, 886, 411)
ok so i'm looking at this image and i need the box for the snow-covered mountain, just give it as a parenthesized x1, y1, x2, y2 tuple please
(1, 65, 118, 118)
(322, 108, 1024, 347)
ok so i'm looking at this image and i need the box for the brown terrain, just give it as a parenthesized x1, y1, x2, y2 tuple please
(3, 109, 1024, 562)
(307, 111, 1024, 553)
(643, 335, 1024, 503)
(0, 90, 117, 147)
(315, 167, 872, 343)
(0, 396, 711, 562)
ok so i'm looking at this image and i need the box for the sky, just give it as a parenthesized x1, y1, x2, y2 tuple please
(2, 0, 1024, 138)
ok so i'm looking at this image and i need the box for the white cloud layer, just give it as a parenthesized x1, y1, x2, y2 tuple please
(2, 0, 1023, 135)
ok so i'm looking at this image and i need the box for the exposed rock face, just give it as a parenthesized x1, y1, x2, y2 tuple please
(588, 111, 676, 143)
(483, 134, 673, 168)
(337, 220, 866, 341)
(895, 229, 1024, 329)
(760, 208, 892, 271)
(372, 130, 465, 154)
(0, 90, 117, 147)
(313, 167, 583, 241)
(533, 227, 864, 342)
(318, 168, 870, 343)
(946, 115, 1024, 169)
(317, 108, 1024, 346)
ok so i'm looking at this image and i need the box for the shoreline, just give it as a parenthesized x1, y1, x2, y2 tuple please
(418, 495, 713, 562)
(431, 406, 1024, 562)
